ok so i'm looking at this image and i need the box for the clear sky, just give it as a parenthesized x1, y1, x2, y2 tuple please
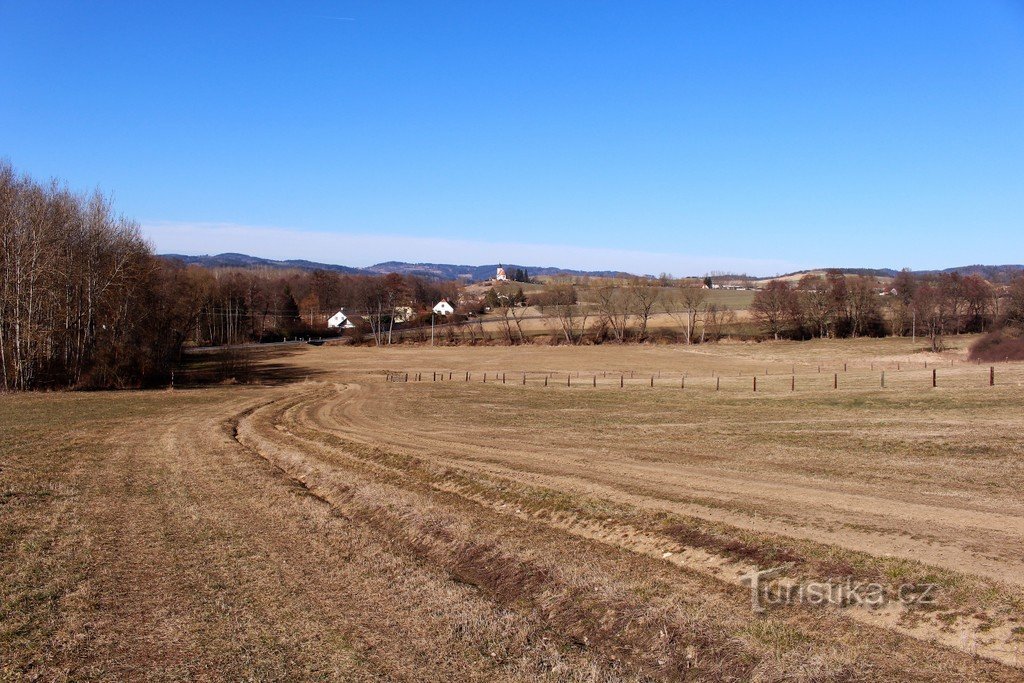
(2, 1, 1023, 275)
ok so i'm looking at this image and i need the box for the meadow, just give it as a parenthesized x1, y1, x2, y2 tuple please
(3, 335, 1023, 681)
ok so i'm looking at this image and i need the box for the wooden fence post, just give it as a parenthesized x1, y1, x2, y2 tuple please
(567, 374, 571, 387)
(834, 373, 838, 389)
(502, 373, 506, 384)
(681, 376, 685, 389)
(593, 375, 597, 387)
(544, 376, 548, 387)
(620, 375, 624, 388)
(650, 376, 654, 387)
(932, 368, 936, 388)
(791, 375, 795, 391)
(716, 377, 720, 391)
(753, 376, 757, 392)
(881, 371, 885, 388)
(990, 366, 995, 386)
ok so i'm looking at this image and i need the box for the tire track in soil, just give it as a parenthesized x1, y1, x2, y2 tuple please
(233, 382, 1024, 679)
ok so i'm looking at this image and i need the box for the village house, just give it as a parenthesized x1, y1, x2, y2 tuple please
(327, 309, 355, 329)
(432, 299, 455, 316)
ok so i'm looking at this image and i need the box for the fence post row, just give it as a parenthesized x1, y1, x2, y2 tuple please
(404, 364, 1006, 392)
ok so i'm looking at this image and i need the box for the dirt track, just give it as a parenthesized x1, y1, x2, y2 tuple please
(3, 338, 1024, 680)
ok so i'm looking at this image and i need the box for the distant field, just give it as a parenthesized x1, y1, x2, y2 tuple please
(3, 336, 1024, 681)
(464, 286, 757, 338)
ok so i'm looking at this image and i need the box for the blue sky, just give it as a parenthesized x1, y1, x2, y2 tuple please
(2, 1, 1023, 275)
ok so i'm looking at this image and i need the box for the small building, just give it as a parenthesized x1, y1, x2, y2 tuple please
(495, 266, 508, 282)
(327, 309, 355, 329)
(393, 306, 414, 323)
(433, 299, 455, 316)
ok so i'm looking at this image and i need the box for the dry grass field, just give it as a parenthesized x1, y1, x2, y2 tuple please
(3, 336, 1024, 681)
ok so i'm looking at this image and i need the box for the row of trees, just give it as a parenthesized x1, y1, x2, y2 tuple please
(523, 280, 735, 345)
(182, 268, 457, 347)
(0, 164, 462, 388)
(0, 163, 167, 389)
(751, 270, 1007, 350)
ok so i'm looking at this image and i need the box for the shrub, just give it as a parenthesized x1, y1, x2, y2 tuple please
(968, 329, 1024, 362)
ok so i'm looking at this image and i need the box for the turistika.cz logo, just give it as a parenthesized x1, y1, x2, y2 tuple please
(740, 566, 938, 613)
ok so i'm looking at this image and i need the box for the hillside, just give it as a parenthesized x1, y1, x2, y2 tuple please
(775, 265, 1024, 282)
(159, 253, 633, 281)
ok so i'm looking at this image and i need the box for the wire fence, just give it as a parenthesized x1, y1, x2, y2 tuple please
(385, 361, 1024, 394)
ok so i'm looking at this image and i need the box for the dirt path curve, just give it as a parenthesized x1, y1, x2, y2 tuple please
(315, 379, 1024, 587)
(56, 389, 633, 681)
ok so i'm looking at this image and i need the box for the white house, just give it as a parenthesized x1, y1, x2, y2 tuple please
(495, 266, 508, 281)
(327, 309, 355, 329)
(432, 299, 455, 316)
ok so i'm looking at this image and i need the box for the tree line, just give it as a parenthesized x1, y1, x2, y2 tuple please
(0, 164, 458, 389)
(1, 163, 165, 389)
(750, 270, 1014, 350)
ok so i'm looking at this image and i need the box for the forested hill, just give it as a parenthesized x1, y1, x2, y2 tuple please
(159, 253, 632, 281)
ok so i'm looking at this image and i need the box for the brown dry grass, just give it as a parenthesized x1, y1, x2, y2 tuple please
(2, 335, 1023, 680)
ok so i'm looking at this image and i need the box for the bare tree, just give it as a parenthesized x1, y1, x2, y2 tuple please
(627, 280, 660, 341)
(594, 285, 630, 342)
(751, 281, 798, 340)
(541, 284, 589, 345)
(702, 304, 735, 342)
(678, 285, 707, 344)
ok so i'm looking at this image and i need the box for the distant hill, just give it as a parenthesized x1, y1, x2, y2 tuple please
(159, 253, 632, 281)
(775, 265, 1024, 282)
(160, 253, 1024, 284)
(362, 261, 631, 281)
(161, 252, 364, 274)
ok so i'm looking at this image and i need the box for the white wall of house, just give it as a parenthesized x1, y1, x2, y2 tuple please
(328, 310, 354, 328)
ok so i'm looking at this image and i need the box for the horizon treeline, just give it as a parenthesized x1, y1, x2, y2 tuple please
(0, 164, 459, 389)
(4, 163, 1024, 388)
(748, 270, 1021, 350)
